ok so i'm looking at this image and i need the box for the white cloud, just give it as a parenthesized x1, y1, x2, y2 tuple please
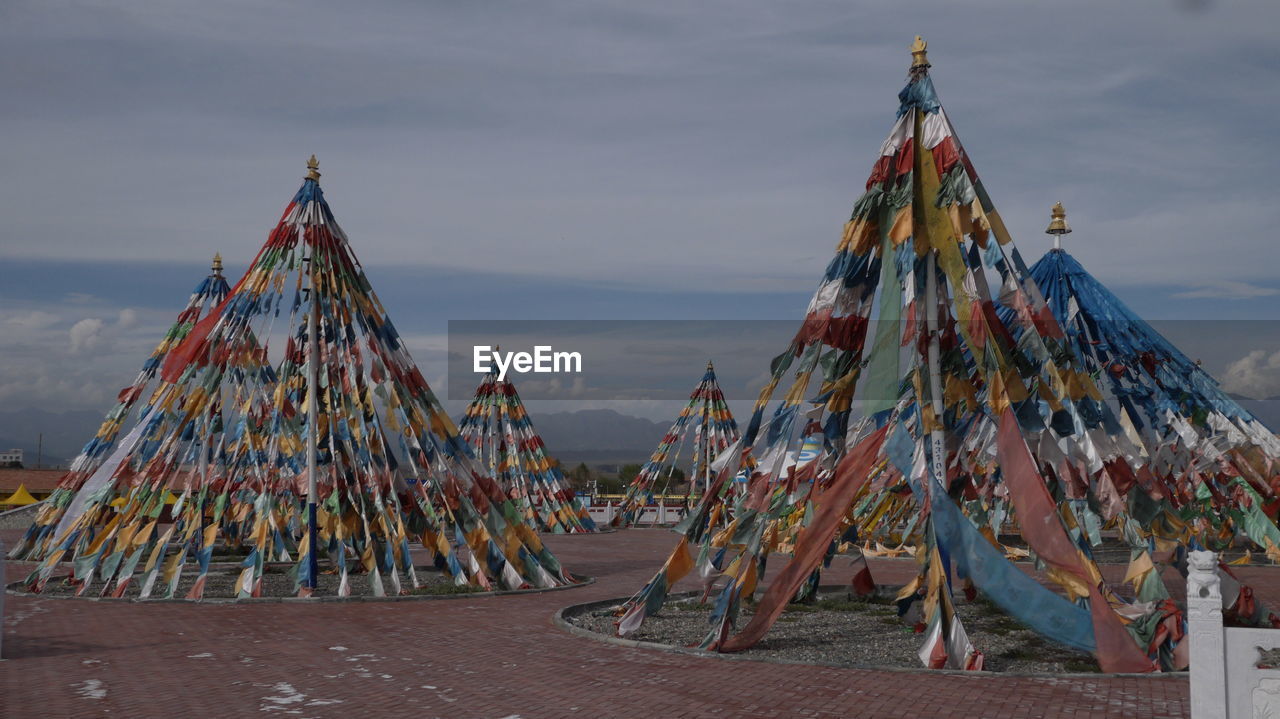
(3, 0, 1280, 424)
(0, 369, 113, 412)
(5, 310, 59, 329)
(1172, 282, 1280, 300)
(1, 1, 1278, 298)
(1221, 349, 1280, 399)
(0, 296, 174, 413)
(68, 318, 106, 354)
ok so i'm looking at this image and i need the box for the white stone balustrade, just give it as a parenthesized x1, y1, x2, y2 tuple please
(0, 538, 5, 660)
(1189, 549, 1280, 718)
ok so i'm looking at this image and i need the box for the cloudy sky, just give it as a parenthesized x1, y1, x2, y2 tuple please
(2, 0, 1279, 434)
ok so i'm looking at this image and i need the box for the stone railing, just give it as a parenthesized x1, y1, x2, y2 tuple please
(0, 537, 5, 660)
(584, 503, 687, 526)
(1189, 549, 1280, 718)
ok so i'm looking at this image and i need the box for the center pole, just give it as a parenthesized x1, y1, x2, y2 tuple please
(703, 410, 711, 499)
(305, 252, 320, 591)
(923, 251, 948, 490)
(703, 361, 714, 501)
(704, 423, 711, 498)
(198, 408, 210, 555)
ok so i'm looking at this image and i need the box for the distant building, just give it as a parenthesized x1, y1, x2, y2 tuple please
(0, 448, 22, 466)
(0, 468, 65, 501)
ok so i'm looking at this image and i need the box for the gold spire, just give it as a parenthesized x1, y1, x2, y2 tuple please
(706, 359, 715, 371)
(305, 154, 321, 181)
(910, 36, 930, 71)
(1045, 201, 1072, 235)
(211, 252, 223, 274)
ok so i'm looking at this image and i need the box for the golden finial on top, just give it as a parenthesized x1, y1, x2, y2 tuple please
(910, 36, 930, 71)
(305, 154, 321, 181)
(212, 252, 223, 274)
(706, 359, 715, 371)
(1045, 201, 1071, 235)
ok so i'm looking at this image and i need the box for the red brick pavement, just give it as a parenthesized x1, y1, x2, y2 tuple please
(4, 527, 1272, 718)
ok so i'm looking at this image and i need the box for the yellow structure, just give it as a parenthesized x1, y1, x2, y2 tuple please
(1, 484, 38, 506)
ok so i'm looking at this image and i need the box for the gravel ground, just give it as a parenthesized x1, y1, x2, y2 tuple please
(0, 503, 42, 530)
(571, 589, 1099, 674)
(30, 562, 470, 600)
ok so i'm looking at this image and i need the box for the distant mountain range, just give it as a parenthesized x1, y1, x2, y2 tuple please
(1225, 393, 1280, 431)
(0, 406, 670, 471)
(4, 396, 1273, 473)
(530, 409, 667, 452)
(526, 408, 669, 470)
(0, 407, 106, 467)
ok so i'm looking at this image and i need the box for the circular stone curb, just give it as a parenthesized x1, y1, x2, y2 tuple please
(5, 575, 594, 605)
(553, 589, 1186, 680)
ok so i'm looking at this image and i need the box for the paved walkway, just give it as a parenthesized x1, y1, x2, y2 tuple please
(3, 527, 1266, 718)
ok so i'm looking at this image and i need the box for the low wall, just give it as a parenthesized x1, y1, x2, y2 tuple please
(585, 503, 686, 526)
(1189, 550, 1280, 718)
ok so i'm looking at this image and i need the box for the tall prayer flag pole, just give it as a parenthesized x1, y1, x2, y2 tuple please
(304, 155, 321, 592)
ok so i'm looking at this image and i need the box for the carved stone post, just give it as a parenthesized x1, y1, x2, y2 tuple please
(0, 537, 5, 659)
(1188, 549, 1225, 718)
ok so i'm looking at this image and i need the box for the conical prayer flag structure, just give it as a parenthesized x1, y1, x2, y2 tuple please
(458, 362, 596, 533)
(616, 38, 1279, 673)
(1024, 204, 1280, 602)
(1027, 203, 1279, 473)
(612, 360, 742, 528)
(11, 253, 232, 552)
(14, 159, 574, 599)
